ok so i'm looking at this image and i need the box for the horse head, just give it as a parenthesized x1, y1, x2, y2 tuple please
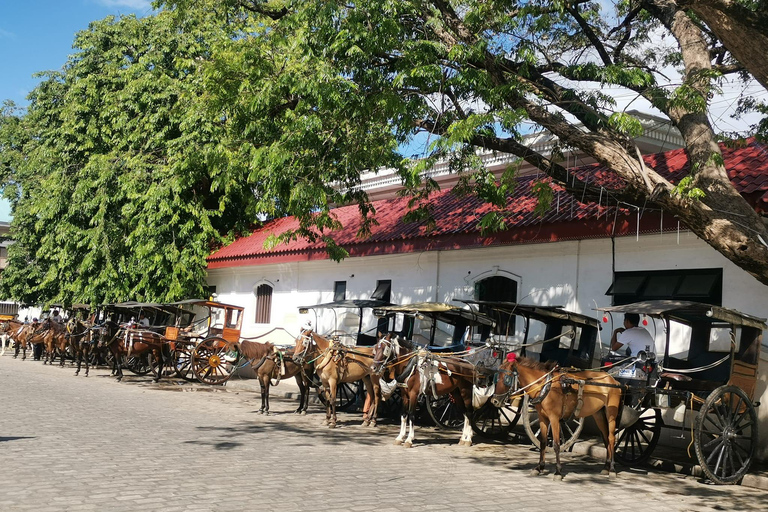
(371, 332, 400, 375)
(491, 353, 518, 407)
(292, 328, 315, 365)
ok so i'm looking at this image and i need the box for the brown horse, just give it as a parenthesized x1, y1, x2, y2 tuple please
(238, 339, 313, 415)
(39, 318, 69, 366)
(492, 353, 622, 479)
(66, 317, 94, 376)
(293, 328, 380, 428)
(373, 334, 477, 447)
(1, 320, 28, 359)
(97, 320, 168, 382)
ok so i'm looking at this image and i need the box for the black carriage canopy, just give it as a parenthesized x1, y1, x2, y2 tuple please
(169, 298, 244, 311)
(596, 300, 766, 330)
(458, 300, 600, 328)
(297, 299, 392, 314)
(372, 302, 496, 327)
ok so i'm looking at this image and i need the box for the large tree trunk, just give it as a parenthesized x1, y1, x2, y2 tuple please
(679, 0, 768, 90)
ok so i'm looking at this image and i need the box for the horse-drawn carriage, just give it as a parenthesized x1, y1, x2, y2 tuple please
(371, 302, 497, 429)
(461, 300, 601, 443)
(596, 300, 765, 484)
(297, 299, 394, 410)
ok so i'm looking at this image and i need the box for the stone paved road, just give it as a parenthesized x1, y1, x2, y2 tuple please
(1, 355, 767, 512)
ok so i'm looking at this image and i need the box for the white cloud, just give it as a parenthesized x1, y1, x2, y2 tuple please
(0, 28, 16, 39)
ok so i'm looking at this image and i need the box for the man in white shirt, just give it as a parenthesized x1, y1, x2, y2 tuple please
(138, 312, 150, 328)
(610, 313, 654, 356)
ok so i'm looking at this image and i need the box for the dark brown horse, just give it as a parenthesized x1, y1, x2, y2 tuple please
(372, 333, 477, 447)
(238, 339, 313, 415)
(293, 328, 380, 428)
(492, 354, 622, 479)
(97, 320, 168, 382)
(66, 317, 94, 376)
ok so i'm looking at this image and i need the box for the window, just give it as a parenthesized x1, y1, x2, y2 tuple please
(254, 284, 273, 324)
(334, 281, 346, 302)
(372, 279, 392, 333)
(475, 275, 518, 339)
(607, 268, 722, 306)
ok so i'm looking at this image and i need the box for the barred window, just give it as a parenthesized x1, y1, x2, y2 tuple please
(255, 284, 273, 324)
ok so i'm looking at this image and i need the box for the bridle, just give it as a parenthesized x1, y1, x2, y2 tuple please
(371, 334, 400, 375)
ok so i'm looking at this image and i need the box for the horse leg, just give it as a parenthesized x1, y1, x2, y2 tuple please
(295, 374, 308, 414)
(84, 346, 90, 377)
(457, 387, 473, 447)
(328, 379, 338, 428)
(532, 415, 550, 476)
(370, 377, 381, 427)
(550, 417, 564, 481)
(361, 377, 373, 427)
(75, 347, 82, 376)
(593, 408, 614, 476)
(403, 387, 418, 448)
(13, 339, 20, 359)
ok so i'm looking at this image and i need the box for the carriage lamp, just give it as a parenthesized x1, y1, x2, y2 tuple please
(602, 316, 608, 323)
(299, 308, 309, 314)
(642, 316, 648, 326)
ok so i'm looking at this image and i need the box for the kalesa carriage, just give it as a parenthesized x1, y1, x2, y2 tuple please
(3, 296, 764, 485)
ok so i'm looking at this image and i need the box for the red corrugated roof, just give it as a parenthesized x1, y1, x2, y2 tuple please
(208, 138, 768, 268)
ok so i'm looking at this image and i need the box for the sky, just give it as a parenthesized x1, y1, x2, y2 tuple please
(0, 0, 155, 221)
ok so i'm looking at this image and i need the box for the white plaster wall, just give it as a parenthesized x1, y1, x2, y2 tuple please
(208, 230, 768, 458)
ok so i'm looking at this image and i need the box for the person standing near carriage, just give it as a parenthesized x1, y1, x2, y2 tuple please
(610, 313, 654, 356)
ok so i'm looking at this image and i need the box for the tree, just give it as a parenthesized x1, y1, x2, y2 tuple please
(158, 0, 768, 286)
(0, 12, 260, 305)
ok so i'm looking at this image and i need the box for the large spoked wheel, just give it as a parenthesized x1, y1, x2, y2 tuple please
(426, 393, 464, 430)
(694, 385, 757, 484)
(149, 351, 177, 379)
(315, 380, 362, 411)
(173, 343, 195, 381)
(522, 394, 585, 449)
(471, 396, 523, 439)
(191, 337, 239, 385)
(123, 354, 152, 376)
(615, 400, 662, 466)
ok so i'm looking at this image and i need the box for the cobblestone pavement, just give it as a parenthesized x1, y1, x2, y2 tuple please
(1, 355, 767, 512)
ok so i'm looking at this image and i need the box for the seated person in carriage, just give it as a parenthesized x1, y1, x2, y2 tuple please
(138, 312, 150, 329)
(610, 313, 654, 356)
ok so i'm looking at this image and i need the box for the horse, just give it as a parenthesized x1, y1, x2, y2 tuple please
(293, 328, 380, 428)
(39, 318, 69, 366)
(96, 320, 168, 382)
(372, 333, 478, 448)
(66, 317, 94, 376)
(492, 353, 622, 480)
(238, 339, 313, 415)
(1, 320, 28, 359)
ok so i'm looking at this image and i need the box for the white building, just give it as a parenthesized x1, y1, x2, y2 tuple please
(206, 133, 768, 459)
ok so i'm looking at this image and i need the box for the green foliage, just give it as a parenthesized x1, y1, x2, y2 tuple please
(0, 12, 257, 305)
(531, 180, 555, 217)
(671, 176, 706, 201)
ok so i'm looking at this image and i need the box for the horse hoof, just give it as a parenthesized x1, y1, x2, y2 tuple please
(361, 420, 370, 427)
(301, 411, 307, 416)
(601, 469, 610, 476)
(393, 440, 403, 446)
(264, 411, 270, 416)
(404, 442, 413, 448)
(530, 469, 541, 477)
(553, 474, 563, 482)
(328, 423, 336, 429)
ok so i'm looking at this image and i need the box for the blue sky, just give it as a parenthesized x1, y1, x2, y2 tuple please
(0, 0, 154, 221)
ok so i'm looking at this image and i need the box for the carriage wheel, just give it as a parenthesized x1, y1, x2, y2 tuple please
(426, 393, 464, 430)
(315, 380, 362, 410)
(694, 385, 757, 484)
(123, 354, 152, 376)
(522, 394, 585, 449)
(377, 388, 404, 420)
(173, 344, 195, 381)
(615, 400, 661, 466)
(470, 396, 523, 440)
(191, 337, 239, 385)
(149, 351, 179, 379)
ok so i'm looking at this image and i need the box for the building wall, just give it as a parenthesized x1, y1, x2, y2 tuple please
(207, 230, 768, 458)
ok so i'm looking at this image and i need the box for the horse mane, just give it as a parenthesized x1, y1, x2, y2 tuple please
(516, 356, 558, 372)
(238, 339, 274, 360)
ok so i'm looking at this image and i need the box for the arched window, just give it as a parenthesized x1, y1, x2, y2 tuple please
(254, 283, 273, 324)
(475, 275, 518, 338)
